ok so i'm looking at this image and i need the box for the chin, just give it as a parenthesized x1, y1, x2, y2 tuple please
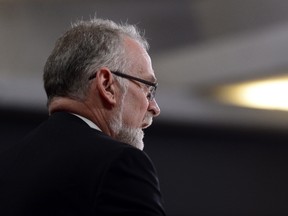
(136, 139, 144, 150)
(115, 126, 145, 150)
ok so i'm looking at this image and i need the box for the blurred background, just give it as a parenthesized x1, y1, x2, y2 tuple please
(1, 0, 288, 215)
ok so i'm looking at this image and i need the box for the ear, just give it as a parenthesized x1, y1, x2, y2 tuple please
(94, 68, 117, 105)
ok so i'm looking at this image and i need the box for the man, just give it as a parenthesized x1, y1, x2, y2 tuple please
(0, 18, 165, 215)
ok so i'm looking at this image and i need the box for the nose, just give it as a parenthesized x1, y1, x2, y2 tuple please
(148, 99, 161, 117)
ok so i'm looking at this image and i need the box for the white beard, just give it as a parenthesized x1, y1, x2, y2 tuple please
(109, 102, 145, 150)
(115, 125, 144, 150)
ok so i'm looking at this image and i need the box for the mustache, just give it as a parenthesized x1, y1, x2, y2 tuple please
(143, 114, 153, 128)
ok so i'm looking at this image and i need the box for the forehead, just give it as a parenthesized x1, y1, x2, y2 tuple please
(124, 37, 156, 82)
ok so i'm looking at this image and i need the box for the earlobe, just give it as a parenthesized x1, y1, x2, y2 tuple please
(95, 68, 117, 105)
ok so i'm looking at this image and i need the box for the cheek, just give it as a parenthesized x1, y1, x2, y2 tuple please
(122, 86, 150, 122)
(131, 101, 149, 118)
(129, 90, 148, 112)
(125, 96, 149, 122)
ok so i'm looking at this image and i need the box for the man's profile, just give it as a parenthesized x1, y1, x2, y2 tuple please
(0, 18, 165, 216)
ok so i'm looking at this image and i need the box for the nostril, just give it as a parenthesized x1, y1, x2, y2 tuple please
(148, 99, 160, 117)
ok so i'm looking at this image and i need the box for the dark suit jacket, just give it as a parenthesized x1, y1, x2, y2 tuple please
(0, 112, 165, 216)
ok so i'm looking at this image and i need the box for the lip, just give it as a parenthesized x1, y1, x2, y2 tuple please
(142, 115, 153, 129)
(142, 123, 151, 129)
(141, 122, 151, 129)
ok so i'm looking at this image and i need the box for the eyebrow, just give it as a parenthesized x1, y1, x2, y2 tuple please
(141, 75, 158, 86)
(150, 75, 158, 83)
(145, 76, 157, 84)
(137, 67, 157, 83)
(141, 70, 157, 83)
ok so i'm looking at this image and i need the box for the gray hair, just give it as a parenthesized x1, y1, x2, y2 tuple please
(43, 18, 149, 105)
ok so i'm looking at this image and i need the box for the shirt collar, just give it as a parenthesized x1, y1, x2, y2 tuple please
(71, 113, 102, 131)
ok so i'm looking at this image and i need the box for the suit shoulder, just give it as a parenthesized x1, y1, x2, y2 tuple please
(95, 147, 166, 215)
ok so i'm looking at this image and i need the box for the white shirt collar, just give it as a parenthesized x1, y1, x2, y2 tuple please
(71, 113, 102, 131)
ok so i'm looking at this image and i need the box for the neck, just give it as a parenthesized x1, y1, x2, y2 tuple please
(48, 97, 115, 136)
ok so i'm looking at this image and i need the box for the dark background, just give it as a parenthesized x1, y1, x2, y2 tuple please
(2, 1, 288, 215)
(2, 108, 288, 216)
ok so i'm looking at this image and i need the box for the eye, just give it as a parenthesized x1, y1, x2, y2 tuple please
(146, 92, 152, 100)
(146, 86, 156, 101)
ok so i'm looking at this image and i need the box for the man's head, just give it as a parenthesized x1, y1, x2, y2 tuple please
(43, 18, 160, 150)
